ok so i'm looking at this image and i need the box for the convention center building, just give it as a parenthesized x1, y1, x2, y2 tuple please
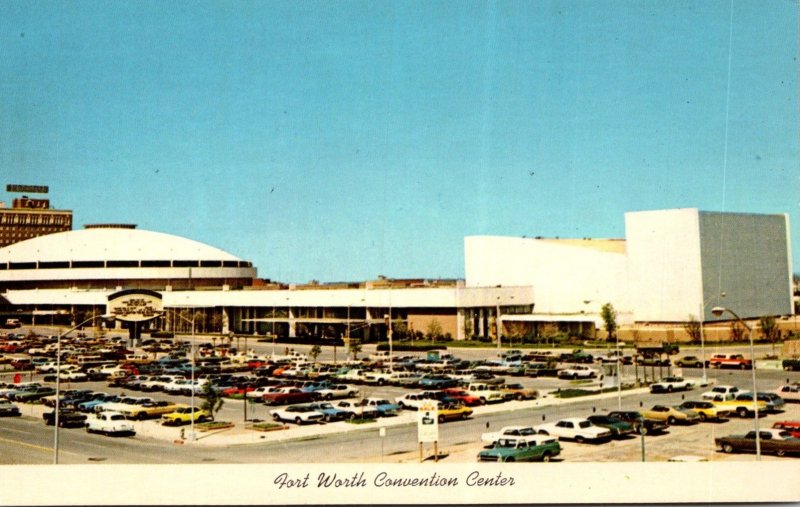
(0, 208, 793, 342)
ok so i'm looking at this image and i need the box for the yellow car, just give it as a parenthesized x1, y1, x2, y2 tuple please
(436, 403, 472, 423)
(676, 401, 730, 421)
(641, 405, 700, 425)
(161, 405, 211, 426)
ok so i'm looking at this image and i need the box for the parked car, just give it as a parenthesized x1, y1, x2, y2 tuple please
(782, 359, 800, 371)
(86, 411, 136, 436)
(675, 356, 704, 368)
(650, 377, 693, 393)
(478, 435, 561, 462)
(558, 365, 597, 380)
(358, 398, 401, 416)
(701, 385, 741, 401)
(481, 425, 538, 445)
(716, 429, 800, 457)
(304, 402, 350, 422)
(642, 405, 700, 425)
(607, 410, 668, 435)
(675, 401, 730, 421)
(334, 400, 380, 420)
(535, 418, 613, 443)
(774, 383, 800, 403)
(772, 421, 800, 438)
(271, 405, 325, 424)
(586, 415, 635, 437)
(11, 386, 57, 402)
(161, 406, 211, 426)
(314, 384, 359, 400)
(708, 354, 752, 370)
(0, 401, 21, 417)
(262, 387, 319, 406)
(441, 388, 484, 407)
(733, 392, 785, 413)
(710, 394, 769, 418)
(435, 403, 472, 423)
(43, 409, 88, 428)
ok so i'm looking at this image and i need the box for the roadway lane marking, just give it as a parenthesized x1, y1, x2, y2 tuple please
(0, 436, 84, 457)
(0, 427, 30, 436)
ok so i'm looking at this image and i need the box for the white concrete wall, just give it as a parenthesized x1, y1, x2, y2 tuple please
(625, 209, 704, 322)
(464, 236, 629, 317)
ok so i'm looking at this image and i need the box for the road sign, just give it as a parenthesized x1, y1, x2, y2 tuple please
(417, 401, 439, 443)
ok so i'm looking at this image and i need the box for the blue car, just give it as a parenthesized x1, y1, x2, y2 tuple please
(305, 402, 349, 422)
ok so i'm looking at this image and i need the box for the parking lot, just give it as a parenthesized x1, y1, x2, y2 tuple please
(1, 326, 799, 464)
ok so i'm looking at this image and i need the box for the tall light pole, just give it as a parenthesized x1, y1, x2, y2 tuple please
(711, 306, 760, 460)
(172, 310, 198, 442)
(699, 292, 725, 384)
(496, 297, 502, 351)
(55, 314, 113, 464)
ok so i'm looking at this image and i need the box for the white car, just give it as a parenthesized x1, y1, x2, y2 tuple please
(270, 405, 325, 424)
(481, 425, 538, 445)
(535, 418, 613, 443)
(395, 392, 432, 410)
(315, 384, 359, 400)
(650, 377, 694, 393)
(702, 385, 740, 401)
(557, 365, 598, 380)
(774, 383, 800, 403)
(56, 371, 88, 382)
(245, 386, 282, 400)
(85, 411, 136, 436)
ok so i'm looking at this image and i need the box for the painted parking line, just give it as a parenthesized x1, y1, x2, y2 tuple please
(0, 435, 81, 457)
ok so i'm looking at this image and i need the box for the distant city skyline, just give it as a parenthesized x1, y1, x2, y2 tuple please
(2, 1, 797, 283)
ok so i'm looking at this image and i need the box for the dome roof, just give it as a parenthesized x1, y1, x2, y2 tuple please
(0, 228, 244, 263)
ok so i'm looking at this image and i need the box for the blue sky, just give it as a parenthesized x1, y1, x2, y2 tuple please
(1, 0, 797, 283)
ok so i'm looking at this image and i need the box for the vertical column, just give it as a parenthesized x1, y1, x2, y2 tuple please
(288, 306, 296, 337)
(221, 308, 230, 335)
(456, 308, 466, 341)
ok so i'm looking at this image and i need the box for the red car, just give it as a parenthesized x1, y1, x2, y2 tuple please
(261, 387, 319, 406)
(222, 386, 256, 397)
(772, 421, 800, 438)
(442, 388, 484, 406)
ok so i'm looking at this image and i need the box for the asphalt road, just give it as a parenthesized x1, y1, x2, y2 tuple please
(1, 366, 796, 464)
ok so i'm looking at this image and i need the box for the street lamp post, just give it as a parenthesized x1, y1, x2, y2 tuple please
(172, 310, 198, 442)
(711, 306, 760, 460)
(496, 298, 501, 350)
(55, 314, 113, 464)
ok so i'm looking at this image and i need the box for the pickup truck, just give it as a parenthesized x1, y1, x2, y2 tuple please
(782, 359, 800, 371)
(464, 383, 505, 404)
(708, 354, 753, 370)
(478, 435, 561, 462)
(709, 394, 768, 418)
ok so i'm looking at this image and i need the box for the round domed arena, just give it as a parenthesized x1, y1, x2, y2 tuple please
(0, 225, 256, 291)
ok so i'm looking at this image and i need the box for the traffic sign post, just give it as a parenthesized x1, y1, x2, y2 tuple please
(417, 401, 439, 462)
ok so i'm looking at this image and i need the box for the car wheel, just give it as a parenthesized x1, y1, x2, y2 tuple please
(538, 430, 549, 435)
(273, 414, 281, 421)
(737, 407, 748, 418)
(667, 385, 673, 393)
(438, 415, 445, 424)
(740, 364, 747, 370)
(698, 413, 707, 422)
(324, 414, 333, 423)
(349, 413, 357, 420)
(572, 374, 578, 380)
(542, 452, 552, 462)
(515, 393, 524, 401)
(325, 394, 333, 401)
(575, 435, 585, 444)
(722, 443, 734, 453)
(294, 417, 302, 425)
(777, 449, 787, 457)
(786, 365, 794, 372)
(197, 416, 207, 423)
(667, 417, 676, 425)
(480, 397, 487, 405)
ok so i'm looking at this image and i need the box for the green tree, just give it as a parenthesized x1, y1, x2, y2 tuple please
(683, 315, 701, 344)
(759, 315, 779, 355)
(348, 338, 362, 360)
(462, 318, 474, 341)
(309, 344, 322, 363)
(200, 381, 224, 421)
(600, 303, 618, 341)
(730, 321, 747, 342)
(426, 319, 443, 342)
(391, 318, 408, 340)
